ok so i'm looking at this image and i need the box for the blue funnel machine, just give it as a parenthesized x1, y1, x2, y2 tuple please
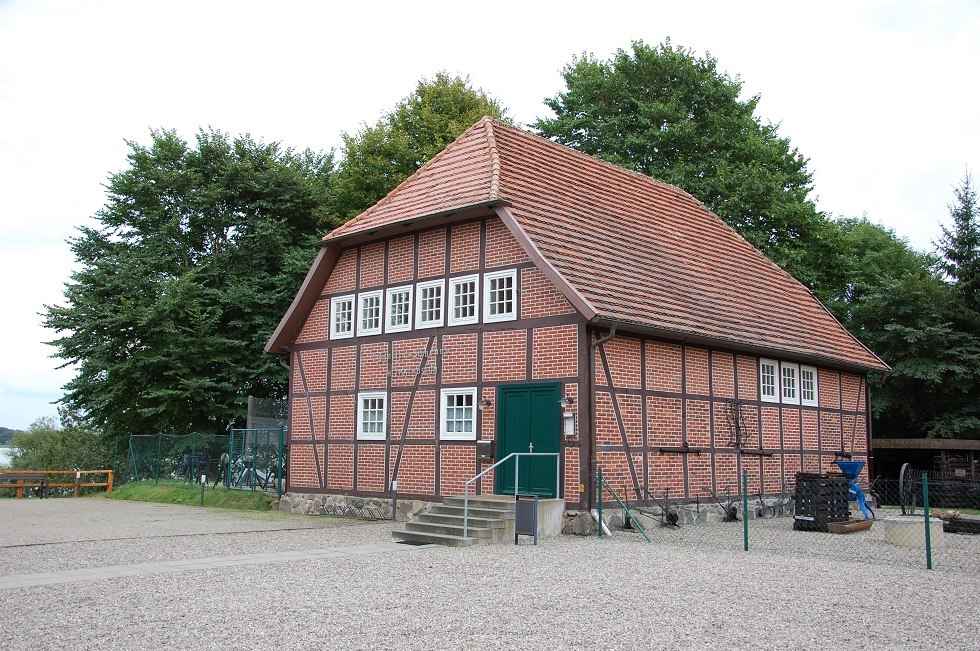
(835, 460, 872, 520)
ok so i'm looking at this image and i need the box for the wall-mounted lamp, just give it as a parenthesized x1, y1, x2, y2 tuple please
(477, 397, 493, 411)
(559, 394, 574, 408)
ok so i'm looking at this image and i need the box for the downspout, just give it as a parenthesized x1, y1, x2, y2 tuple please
(588, 324, 617, 509)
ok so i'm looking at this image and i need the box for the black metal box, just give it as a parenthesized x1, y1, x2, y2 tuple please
(793, 472, 850, 532)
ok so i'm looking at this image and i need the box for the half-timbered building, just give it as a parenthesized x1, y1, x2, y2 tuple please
(266, 117, 889, 518)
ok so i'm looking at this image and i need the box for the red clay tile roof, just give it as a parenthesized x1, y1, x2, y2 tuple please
(317, 118, 887, 372)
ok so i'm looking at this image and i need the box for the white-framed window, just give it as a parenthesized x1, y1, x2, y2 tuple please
(330, 294, 354, 340)
(357, 290, 383, 337)
(449, 275, 479, 326)
(781, 362, 800, 405)
(356, 391, 387, 440)
(440, 387, 477, 440)
(386, 285, 413, 333)
(416, 279, 444, 329)
(759, 358, 778, 403)
(484, 269, 517, 323)
(800, 365, 818, 407)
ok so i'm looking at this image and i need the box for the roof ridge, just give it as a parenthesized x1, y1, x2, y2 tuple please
(325, 117, 495, 240)
(482, 117, 501, 200)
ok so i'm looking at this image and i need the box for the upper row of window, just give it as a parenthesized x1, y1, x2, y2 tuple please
(330, 269, 517, 339)
(760, 359, 818, 406)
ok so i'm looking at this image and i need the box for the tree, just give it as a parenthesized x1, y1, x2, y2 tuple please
(842, 182, 980, 441)
(936, 173, 980, 313)
(853, 272, 980, 439)
(44, 130, 334, 441)
(10, 412, 111, 471)
(534, 40, 845, 301)
(828, 217, 935, 331)
(331, 72, 508, 221)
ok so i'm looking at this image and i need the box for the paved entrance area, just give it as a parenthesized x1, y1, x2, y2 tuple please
(0, 498, 413, 590)
(2, 497, 978, 650)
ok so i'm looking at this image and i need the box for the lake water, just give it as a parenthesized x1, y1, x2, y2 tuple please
(0, 447, 16, 467)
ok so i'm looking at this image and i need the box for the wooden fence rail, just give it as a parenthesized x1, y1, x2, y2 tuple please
(0, 469, 114, 498)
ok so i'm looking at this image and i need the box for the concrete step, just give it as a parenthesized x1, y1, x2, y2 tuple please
(417, 512, 506, 529)
(443, 496, 517, 512)
(391, 529, 478, 548)
(430, 505, 516, 520)
(405, 520, 494, 538)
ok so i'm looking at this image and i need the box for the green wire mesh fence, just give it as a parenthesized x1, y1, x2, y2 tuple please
(120, 427, 285, 499)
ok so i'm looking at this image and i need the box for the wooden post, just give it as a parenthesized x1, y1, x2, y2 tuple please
(106, 470, 114, 495)
(16, 479, 24, 499)
(74, 470, 81, 497)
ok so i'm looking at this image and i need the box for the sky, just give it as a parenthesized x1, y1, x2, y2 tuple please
(0, 0, 978, 430)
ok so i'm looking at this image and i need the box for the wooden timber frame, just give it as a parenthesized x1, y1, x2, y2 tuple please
(278, 212, 874, 510)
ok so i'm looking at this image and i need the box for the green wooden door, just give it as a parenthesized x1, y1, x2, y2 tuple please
(495, 382, 561, 497)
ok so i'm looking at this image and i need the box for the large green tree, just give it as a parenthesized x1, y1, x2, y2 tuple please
(44, 130, 334, 441)
(534, 40, 844, 301)
(843, 179, 980, 440)
(331, 72, 508, 221)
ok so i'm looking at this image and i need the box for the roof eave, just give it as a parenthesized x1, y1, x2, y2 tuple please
(589, 317, 891, 374)
(265, 246, 338, 354)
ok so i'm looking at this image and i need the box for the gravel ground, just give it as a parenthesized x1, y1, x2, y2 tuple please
(1, 498, 978, 650)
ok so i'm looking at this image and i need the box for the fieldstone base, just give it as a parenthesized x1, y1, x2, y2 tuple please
(274, 492, 432, 521)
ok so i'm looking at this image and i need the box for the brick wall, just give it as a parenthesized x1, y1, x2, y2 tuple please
(593, 330, 872, 504)
(285, 214, 873, 507)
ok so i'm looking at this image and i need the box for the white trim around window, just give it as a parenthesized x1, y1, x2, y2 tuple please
(440, 387, 477, 440)
(416, 279, 445, 329)
(448, 274, 480, 326)
(385, 285, 413, 333)
(780, 362, 800, 405)
(759, 358, 778, 403)
(356, 391, 388, 440)
(357, 290, 383, 337)
(800, 365, 818, 407)
(330, 294, 355, 340)
(483, 268, 517, 323)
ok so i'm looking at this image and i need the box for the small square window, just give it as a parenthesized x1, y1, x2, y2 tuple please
(781, 363, 800, 405)
(800, 365, 818, 407)
(330, 294, 354, 340)
(386, 285, 413, 333)
(759, 359, 778, 403)
(449, 275, 479, 326)
(357, 392, 387, 440)
(484, 269, 517, 323)
(416, 279, 444, 329)
(440, 388, 477, 440)
(357, 291, 383, 337)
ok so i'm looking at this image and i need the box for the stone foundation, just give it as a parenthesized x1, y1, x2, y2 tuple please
(277, 493, 803, 532)
(274, 492, 432, 521)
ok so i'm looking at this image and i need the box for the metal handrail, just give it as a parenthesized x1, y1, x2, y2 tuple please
(463, 452, 560, 538)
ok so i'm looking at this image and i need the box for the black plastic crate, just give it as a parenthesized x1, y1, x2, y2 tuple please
(794, 472, 850, 532)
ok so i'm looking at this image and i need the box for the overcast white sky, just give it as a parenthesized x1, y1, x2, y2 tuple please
(1, 0, 977, 430)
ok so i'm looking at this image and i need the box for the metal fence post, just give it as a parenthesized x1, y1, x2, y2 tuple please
(155, 432, 162, 483)
(922, 474, 933, 570)
(742, 469, 749, 552)
(226, 430, 234, 488)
